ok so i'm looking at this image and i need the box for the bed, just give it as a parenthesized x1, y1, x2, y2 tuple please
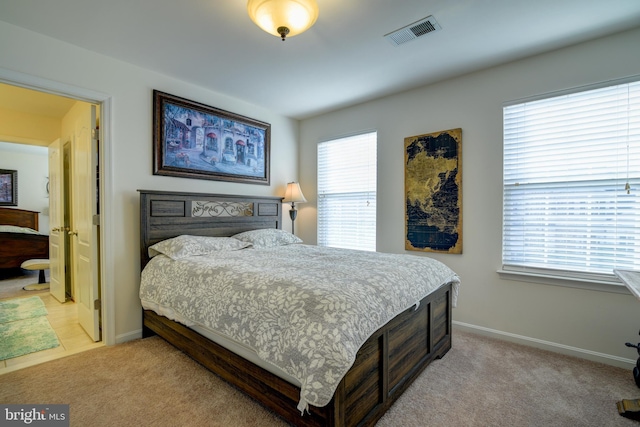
(139, 190, 459, 427)
(0, 207, 49, 270)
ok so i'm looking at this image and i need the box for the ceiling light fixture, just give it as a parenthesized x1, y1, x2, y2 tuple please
(247, 0, 319, 41)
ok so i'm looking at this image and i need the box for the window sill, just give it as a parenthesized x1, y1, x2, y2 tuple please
(497, 269, 630, 295)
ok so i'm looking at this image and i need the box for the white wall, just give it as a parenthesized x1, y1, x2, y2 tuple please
(299, 27, 640, 366)
(0, 141, 50, 233)
(0, 21, 299, 343)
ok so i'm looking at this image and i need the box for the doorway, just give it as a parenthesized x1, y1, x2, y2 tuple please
(0, 135, 102, 373)
(0, 75, 114, 372)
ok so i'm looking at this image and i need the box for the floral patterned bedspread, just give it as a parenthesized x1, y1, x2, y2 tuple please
(139, 244, 460, 412)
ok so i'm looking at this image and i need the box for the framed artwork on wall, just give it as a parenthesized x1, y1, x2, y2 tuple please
(405, 128, 462, 254)
(153, 90, 270, 185)
(0, 169, 18, 206)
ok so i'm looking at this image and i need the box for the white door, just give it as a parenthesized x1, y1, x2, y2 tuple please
(48, 138, 66, 303)
(68, 103, 100, 341)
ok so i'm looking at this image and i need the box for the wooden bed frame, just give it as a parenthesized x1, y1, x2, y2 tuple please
(139, 190, 454, 427)
(0, 207, 49, 270)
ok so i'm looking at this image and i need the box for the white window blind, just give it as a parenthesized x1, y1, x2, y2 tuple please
(318, 132, 377, 251)
(502, 80, 640, 281)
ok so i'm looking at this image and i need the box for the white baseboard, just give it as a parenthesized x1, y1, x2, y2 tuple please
(453, 321, 636, 369)
(115, 329, 143, 344)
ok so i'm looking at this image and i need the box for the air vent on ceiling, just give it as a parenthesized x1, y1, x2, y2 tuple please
(384, 15, 441, 47)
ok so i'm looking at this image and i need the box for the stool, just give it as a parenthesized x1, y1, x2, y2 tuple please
(20, 259, 50, 291)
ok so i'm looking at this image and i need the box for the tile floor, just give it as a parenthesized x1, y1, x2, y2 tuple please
(0, 293, 103, 374)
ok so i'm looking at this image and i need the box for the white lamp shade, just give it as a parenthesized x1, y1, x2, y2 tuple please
(247, 0, 319, 39)
(282, 182, 307, 203)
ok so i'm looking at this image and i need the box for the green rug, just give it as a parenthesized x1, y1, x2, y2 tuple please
(0, 296, 48, 323)
(0, 296, 60, 360)
(0, 316, 60, 360)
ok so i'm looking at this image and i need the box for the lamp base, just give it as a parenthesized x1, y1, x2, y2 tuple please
(289, 208, 297, 235)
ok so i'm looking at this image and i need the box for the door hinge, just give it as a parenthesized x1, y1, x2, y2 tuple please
(91, 128, 99, 140)
(94, 299, 101, 310)
(93, 214, 100, 226)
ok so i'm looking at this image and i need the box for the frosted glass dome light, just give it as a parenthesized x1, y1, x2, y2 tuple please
(247, 0, 319, 41)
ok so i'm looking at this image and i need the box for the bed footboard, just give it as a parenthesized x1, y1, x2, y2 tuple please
(337, 282, 452, 426)
(143, 282, 453, 426)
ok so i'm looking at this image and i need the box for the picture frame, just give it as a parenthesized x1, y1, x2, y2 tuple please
(405, 128, 462, 254)
(153, 90, 270, 185)
(0, 169, 18, 206)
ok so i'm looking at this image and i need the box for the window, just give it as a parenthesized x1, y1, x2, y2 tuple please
(317, 132, 377, 251)
(502, 79, 640, 282)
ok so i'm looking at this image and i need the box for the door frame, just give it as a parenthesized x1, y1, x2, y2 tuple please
(0, 67, 115, 346)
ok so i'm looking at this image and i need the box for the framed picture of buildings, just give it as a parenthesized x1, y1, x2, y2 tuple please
(0, 169, 18, 206)
(405, 128, 462, 254)
(153, 90, 270, 185)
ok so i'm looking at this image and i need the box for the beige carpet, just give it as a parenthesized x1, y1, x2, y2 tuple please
(1, 330, 638, 426)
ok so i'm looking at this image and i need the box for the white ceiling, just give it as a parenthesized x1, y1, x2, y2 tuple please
(1, 0, 640, 120)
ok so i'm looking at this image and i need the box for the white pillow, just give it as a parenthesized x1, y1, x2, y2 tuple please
(232, 228, 302, 249)
(148, 235, 252, 260)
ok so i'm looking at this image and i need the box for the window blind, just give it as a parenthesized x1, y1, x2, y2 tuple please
(318, 132, 377, 251)
(502, 80, 640, 280)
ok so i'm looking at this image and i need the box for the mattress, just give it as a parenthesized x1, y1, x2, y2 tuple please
(0, 225, 42, 234)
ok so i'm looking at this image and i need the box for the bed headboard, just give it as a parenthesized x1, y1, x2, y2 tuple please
(0, 207, 39, 230)
(139, 190, 283, 269)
